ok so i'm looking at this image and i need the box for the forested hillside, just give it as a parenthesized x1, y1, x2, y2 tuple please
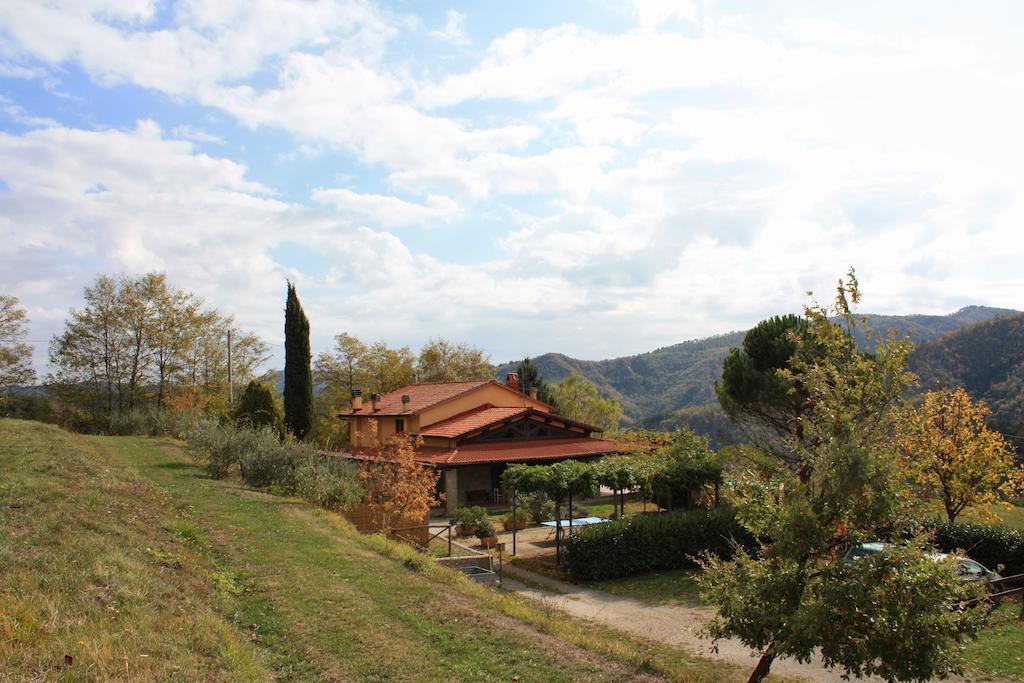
(498, 306, 1018, 439)
(911, 313, 1024, 437)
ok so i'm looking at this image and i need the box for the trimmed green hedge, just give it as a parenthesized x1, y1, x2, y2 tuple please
(565, 507, 754, 581)
(932, 522, 1024, 575)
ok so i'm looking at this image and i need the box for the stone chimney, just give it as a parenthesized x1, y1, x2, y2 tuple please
(505, 372, 520, 392)
(529, 388, 538, 400)
(401, 394, 410, 409)
(371, 393, 381, 411)
(351, 389, 363, 411)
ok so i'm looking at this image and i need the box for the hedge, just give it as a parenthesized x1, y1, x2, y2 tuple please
(565, 507, 754, 581)
(932, 522, 1024, 575)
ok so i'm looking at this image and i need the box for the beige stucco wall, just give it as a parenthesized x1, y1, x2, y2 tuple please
(347, 383, 548, 448)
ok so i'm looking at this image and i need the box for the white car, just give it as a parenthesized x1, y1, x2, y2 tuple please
(842, 543, 1001, 583)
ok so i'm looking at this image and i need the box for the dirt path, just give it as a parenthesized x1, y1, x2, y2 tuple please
(501, 563, 886, 683)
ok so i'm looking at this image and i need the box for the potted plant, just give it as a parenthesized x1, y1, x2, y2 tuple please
(453, 506, 486, 537)
(502, 512, 527, 531)
(475, 518, 499, 548)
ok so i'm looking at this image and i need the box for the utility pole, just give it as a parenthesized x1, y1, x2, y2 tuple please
(227, 329, 233, 406)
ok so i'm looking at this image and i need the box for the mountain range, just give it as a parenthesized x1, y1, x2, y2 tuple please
(496, 305, 1022, 444)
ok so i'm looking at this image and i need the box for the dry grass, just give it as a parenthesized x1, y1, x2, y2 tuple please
(0, 419, 268, 680)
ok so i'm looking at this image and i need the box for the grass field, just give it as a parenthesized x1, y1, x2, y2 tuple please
(587, 569, 704, 607)
(0, 419, 745, 681)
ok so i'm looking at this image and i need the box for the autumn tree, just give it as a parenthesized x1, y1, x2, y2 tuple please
(548, 372, 622, 432)
(357, 433, 442, 531)
(898, 387, 1024, 524)
(49, 273, 267, 428)
(310, 334, 367, 449)
(701, 270, 986, 683)
(363, 341, 416, 395)
(0, 294, 36, 397)
(283, 282, 313, 439)
(416, 338, 492, 382)
(315, 333, 369, 398)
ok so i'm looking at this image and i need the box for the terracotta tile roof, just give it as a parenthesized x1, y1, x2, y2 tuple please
(418, 405, 530, 438)
(414, 437, 620, 466)
(339, 380, 490, 416)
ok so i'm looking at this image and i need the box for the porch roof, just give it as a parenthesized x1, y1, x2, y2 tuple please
(413, 437, 620, 467)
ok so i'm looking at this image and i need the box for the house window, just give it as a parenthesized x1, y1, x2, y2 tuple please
(395, 418, 405, 434)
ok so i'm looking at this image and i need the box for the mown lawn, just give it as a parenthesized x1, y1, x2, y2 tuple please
(963, 601, 1024, 680)
(587, 569, 704, 607)
(0, 419, 743, 681)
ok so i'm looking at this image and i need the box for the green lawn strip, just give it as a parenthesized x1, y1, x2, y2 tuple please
(586, 569, 704, 607)
(963, 601, 1024, 680)
(0, 419, 269, 680)
(102, 435, 682, 682)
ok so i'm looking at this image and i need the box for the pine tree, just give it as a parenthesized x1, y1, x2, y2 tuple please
(515, 357, 552, 404)
(283, 282, 313, 439)
(235, 380, 281, 433)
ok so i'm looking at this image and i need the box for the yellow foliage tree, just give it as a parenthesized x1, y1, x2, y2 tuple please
(357, 432, 443, 532)
(898, 387, 1024, 524)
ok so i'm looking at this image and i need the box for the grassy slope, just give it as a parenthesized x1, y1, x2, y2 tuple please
(0, 420, 743, 681)
(0, 420, 266, 680)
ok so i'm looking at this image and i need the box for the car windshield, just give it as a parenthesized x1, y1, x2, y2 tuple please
(957, 559, 988, 577)
(845, 543, 886, 560)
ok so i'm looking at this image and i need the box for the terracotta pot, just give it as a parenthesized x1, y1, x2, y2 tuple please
(457, 525, 478, 538)
(478, 535, 499, 548)
(503, 519, 527, 531)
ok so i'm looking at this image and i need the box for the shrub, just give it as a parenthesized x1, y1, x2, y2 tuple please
(0, 394, 58, 423)
(932, 521, 1024, 575)
(108, 408, 155, 436)
(565, 507, 754, 581)
(517, 491, 554, 524)
(475, 518, 497, 538)
(151, 408, 204, 440)
(295, 454, 363, 511)
(237, 428, 298, 491)
(452, 506, 488, 535)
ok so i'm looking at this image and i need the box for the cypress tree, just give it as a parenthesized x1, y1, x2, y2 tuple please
(283, 282, 313, 439)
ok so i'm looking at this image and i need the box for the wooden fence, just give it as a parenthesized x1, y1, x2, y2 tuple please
(343, 503, 430, 545)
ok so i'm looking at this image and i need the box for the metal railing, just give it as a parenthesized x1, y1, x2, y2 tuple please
(387, 522, 455, 556)
(957, 572, 1024, 615)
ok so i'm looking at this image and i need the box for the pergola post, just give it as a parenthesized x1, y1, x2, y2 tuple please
(512, 489, 517, 556)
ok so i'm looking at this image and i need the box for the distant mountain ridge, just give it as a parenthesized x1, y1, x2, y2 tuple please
(911, 311, 1024, 436)
(496, 306, 1020, 430)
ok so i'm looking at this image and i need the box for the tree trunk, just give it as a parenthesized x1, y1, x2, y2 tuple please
(747, 646, 776, 683)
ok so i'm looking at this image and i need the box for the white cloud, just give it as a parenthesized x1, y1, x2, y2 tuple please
(0, 97, 60, 128)
(3, 2, 1024, 367)
(632, 0, 699, 28)
(431, 9, 470, 46)
(312, 187, 461, 227)
(171, 125, 225, 145)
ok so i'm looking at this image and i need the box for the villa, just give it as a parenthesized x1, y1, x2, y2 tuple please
(339, 374, 620, 513)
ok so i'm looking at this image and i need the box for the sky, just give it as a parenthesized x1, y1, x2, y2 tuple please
(2, 0, 1023, 373)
